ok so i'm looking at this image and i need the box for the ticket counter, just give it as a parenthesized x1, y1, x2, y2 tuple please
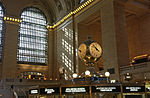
(61, 86, 90, 98)
(145, 84, 150, 98)
(91, 93, 121, 98)
(122, 86, 145, 98)
(147, 94, 150, 98)
(39, 94, 121, 98)
(39, 95, 60, 98)
(124, 94, 144, 98)
(61, 94, 90, 98)
(28, 84, 148, 98)
(28, 85, 122, 98)
(91, 86, 122, 98)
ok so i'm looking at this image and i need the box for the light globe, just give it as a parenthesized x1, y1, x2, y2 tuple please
(72, 73, 78, 78)
(105, 72, 110, 77)
(85, 70, 90, 76)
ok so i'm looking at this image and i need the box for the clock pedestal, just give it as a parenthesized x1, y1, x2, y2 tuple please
(78, 36, 105, 81)
(86, 66, 98, 76)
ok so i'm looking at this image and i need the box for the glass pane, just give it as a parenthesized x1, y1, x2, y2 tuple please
(17, 7, 47, 65)
(58, 26, 75, 80)
(0, 4, 4, 61)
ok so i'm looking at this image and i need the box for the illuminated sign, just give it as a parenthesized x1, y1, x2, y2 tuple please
(92, 86, 121, 92)
(73, 77, 108, 82)
(29, 89, 38, 94)
(62, 87, 89, 94)
(40, 87, 59, 94)
(123, 86, 145, 93)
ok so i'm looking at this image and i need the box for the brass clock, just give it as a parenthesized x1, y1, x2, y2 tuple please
(78, 43, 87, 59)
(89, 42, 102, 58)
(78, 36, 102, 65)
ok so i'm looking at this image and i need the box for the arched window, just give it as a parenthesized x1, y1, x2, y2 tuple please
(0, 3, 4, 61)
(17, 7, 48, 65)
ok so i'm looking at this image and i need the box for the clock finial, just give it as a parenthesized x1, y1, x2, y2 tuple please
(88, 35, 91, 39)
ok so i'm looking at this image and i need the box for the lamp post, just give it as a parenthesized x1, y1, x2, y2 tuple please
(105, 72, 110, 83)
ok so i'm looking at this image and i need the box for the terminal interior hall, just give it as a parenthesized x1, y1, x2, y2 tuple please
(0, 0, 150, 98)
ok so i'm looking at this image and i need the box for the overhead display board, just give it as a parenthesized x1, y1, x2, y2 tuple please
(123, 86, 145, 93)
(61, 86, 89, 94)
(29, 85, 147, 95)
(92, 86, 121, 93)
(40, 87, 60, 94)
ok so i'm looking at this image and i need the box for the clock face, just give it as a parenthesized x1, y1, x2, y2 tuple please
(89, 42, 102, 58)
(78, 43, 87, 59)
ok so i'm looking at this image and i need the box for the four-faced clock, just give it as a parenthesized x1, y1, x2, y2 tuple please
(78, 43, 87, 59)
(89, 42, 102, 58)
(78, 37, 102, 64)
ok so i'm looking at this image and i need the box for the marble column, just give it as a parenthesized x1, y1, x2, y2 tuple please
(2, 22, 19, 78)
(47, 29, 56, 80)
(101, 0, 130, 81)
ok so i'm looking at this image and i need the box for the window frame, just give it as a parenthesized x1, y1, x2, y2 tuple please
(0, 2, 4, 62)
(17, 7, 48, 65)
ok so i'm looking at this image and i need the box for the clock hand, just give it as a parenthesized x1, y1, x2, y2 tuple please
(79, 49, 81, 52)
(92, 45, 99, 52)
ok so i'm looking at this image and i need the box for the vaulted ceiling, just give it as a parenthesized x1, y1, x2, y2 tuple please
(79, 0, 150, 27)
(38, 0, 80, 24)
(36, 0, 150, 24)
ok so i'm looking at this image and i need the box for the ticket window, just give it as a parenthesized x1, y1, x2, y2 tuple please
(29, 95, 39, 98)
(123, 94, 145, 98)
(91, 86, 122, 98)
(61, 87, 90, 98)
(39, 95, 60, 98)
(103, 93, 121, 98)
(122, 86, 145, 98)
(125, 95, 142, 98)
(91, 93, 121, 98)
(61, 94, 90, 98)
(147, 94, 150, 98)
